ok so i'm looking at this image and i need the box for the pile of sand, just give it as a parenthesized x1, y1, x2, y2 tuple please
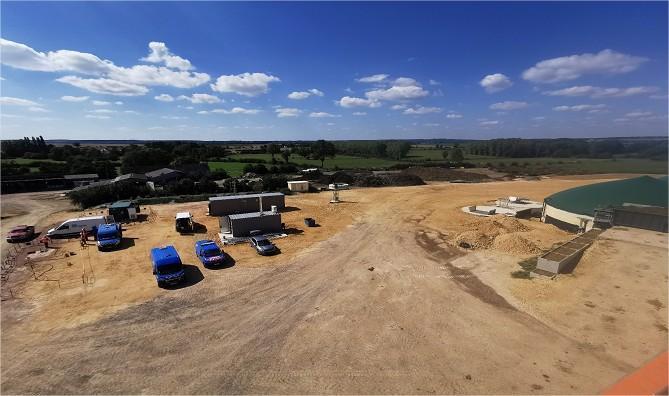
(492, 233, 541, 255)
(454, 216, 539, 255)
(455, 231, 494, 249)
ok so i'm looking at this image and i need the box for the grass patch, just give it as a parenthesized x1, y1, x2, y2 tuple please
(511, 256, 538, 279)
(467, 156, 667, 174)
(208, 161, 247, 177)
(227, 154, 401, 170)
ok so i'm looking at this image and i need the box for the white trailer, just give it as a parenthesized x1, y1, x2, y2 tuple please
(47, 215, 114, 238)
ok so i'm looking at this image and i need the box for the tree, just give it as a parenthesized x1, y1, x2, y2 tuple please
(449, 147, 464, 163)
(310, 140, 336, 168)
(266, 143, 281, 161)
(281, 149, 291, 164)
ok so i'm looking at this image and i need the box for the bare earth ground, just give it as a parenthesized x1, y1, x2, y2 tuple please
(1, 177, 667, 394)
(0, 191, 74, 260)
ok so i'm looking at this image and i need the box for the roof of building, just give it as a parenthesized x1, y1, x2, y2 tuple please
(209, 192, 284, 202)
(145, 168, 184, 179)
(228, 211, 280, 220)
(545, 176, 669, 216)
(64, 173, 99, 180)
(70, 179, 113, 193)
(109, 200, 136, 209)
(287, 180, 309, 185)
(114, 173, 148, 182)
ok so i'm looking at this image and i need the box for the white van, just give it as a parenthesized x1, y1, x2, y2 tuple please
(47, 215, 115, 238)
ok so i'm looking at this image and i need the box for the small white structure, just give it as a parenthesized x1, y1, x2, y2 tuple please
(287, 180, 309, 192)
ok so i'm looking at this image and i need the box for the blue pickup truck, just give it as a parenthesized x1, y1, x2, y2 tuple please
(194, 240, 227, 267)
(96, 223, 122, 250)
(150, 245, 185, 287)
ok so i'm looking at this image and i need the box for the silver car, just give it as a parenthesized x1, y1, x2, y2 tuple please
(250, 236, 279, 255)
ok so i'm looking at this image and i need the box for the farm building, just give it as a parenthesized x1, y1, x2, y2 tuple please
(287, 180, 309, 192)
(542, 176, 668, 232)
(64, 173, 99, 187)
(208, 192, 285, 216)
(219, 211, 282, 237)
(145, 168, 184, 185)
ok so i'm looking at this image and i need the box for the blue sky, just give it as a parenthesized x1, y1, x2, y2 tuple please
(1, 1, 667, 141)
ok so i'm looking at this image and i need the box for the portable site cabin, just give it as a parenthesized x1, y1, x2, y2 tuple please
(287, 180, 309, 192)
(108, 200, 140, 222)
(219, 211, 282, 237)
(208, 192, 285, 216)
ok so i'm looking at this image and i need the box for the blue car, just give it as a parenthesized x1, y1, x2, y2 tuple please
(150, 245, 185, 287)
(195, 240, 227, 267)
(96, 223, 122, 250)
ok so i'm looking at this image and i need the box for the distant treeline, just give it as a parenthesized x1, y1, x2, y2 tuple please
(464, 138, 668, 160)
(334, 141, 412, 160)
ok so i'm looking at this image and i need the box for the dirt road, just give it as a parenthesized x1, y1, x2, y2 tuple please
(1, 179, 666, 394)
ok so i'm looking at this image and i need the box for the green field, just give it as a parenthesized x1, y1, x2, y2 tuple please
(1, 158, 66, 165)
(226, 154, 402, 169)
(207, 161, 248, 177)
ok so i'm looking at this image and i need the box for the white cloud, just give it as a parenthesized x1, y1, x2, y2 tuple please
(480, 73, 512, 93)
(0, 96, 40, 106)
(85, 114, 110, 119)
(124, 110, 140, 115)
(177, 93, 221, 104)
(522, 49, 648, 83)
(393, 77, 417, 86)
(543, 85, 659, 98)
(533, 116, 546, 121)
(429, 79, 441, 86)
(356, 74, 388, 83)
(288, 88, 324, 100)
(28, 106, 49, 113)
(115, 101, 123, 105)
(154, 94, 175, 102)
(1, 39, 209, 95)
(211, 107, 261, 115)
(480, 120, 499, 126)
(275, 107, 301, 118)
(365, 84, 429, 101)
(352, 112, 367, 116)
(309, 112, 338, 118)
(161, 115, 188, 120)
(625, 111, 653, 117)
(490, 101, 528, 110)
(140, 42, 192, 71)
(553, 104, 606, 112)
(89, 109, 116, 114)
(337, 96, 381, 108)
(57, 76, 149, 96)
(391, 104, 408, 110)
(403, 106, 442, 115)
(210, 72, 280, 96)
(446, 113, 463, 119)
(92, 100, 112, 106)
(61, 95, 89, 102)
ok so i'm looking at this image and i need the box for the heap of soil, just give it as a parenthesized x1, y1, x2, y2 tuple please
(402, 167, 491, 182)
(353, 174, 425, 187)
(454, 215, 538, 255)
(492, 233, 541, 255)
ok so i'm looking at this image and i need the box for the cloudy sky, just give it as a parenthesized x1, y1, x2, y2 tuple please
(1, 2, 667, 141)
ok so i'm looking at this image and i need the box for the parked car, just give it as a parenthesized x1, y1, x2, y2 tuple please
(150, 245, 185, 287)
(249, 235, 279, 255)
(6, 225, 35, 243)
(96, 223, 122, 250)
(194, 240, 228, 267)
(175, 212, 194, 233)
(328, 183, 350, 190)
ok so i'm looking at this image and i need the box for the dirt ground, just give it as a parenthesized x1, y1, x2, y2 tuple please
(0, 191, 75, 260)
(1, 177, 667, 394)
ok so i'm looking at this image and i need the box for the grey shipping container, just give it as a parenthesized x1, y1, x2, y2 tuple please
(220, 211, 282, 237)
(208, 192, 285, 216)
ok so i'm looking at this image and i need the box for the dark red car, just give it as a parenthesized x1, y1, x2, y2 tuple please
(6, 225, 36, 243)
